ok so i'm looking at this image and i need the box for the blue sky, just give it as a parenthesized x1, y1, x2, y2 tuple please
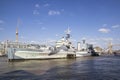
(0, 0, 120, 48)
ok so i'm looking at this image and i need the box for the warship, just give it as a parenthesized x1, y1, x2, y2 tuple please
(6, 28, 97, 61)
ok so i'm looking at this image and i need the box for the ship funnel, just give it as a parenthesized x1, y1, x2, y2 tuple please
(77, 42, 81, 51)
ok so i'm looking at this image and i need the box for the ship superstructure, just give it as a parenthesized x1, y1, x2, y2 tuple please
(56, 28, 74, 50)
(76, 40, 92, 57)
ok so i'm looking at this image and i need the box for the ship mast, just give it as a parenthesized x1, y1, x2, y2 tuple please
(65, 27, 71, 40)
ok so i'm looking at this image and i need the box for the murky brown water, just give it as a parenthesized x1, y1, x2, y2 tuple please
(0, 56, 120, 80)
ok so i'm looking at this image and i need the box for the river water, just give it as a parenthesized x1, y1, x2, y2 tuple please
(0, 56, 120, 80)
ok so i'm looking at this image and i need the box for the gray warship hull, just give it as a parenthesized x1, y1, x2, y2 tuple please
(7, 48, 73, 60)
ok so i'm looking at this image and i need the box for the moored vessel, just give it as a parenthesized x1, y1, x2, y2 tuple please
(6, 27, 98, 61)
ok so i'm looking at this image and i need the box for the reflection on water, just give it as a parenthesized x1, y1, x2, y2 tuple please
(0, 56, 120, 80)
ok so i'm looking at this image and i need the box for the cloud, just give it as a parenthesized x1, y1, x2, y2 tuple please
(55, 34, 59, 37)
(34, 20, 43, 25)
(35, 4, 40, 8)
(112, 25, 120, 28)
(101, 38, 113, 41)
(98, 28, 110, 33)
(48, 10, 61, 15)
(41, 27, 46, 30)
(87, 37, 114, 48)
(0, 20, 4, 24)
(33, 4, 40, 15)
(103, 24, 107, 27)
(44, 3, 50, 7)
(61, 9, 65, 12)
(33, 10, 39, 15)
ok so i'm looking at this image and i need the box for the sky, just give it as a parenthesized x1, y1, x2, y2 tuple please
(0, 0, 120, 48)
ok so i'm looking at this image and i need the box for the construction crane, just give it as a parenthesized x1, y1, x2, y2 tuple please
(16, 19, 20, 43)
